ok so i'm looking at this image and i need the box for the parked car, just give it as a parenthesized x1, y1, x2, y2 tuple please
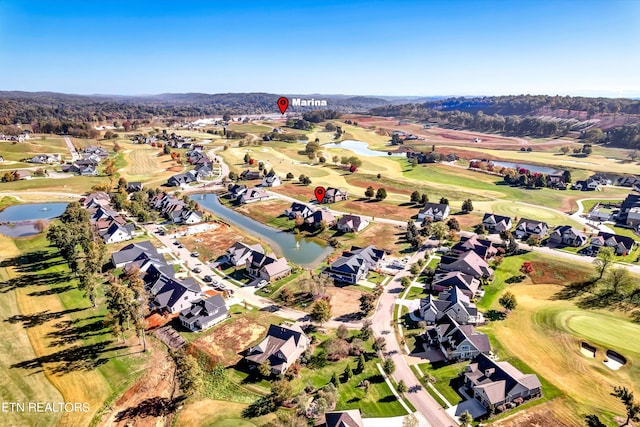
(192, 267, 202, 273)
(173, 241, 180, 245)
(203, 275, 213, 282)
(256, 279, 268, 288)
(191, 252, 199, 257)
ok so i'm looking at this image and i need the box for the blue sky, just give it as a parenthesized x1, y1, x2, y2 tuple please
(0, 0, 638, 96)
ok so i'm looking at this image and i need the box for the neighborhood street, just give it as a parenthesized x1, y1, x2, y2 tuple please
(64, 136, 80, 161)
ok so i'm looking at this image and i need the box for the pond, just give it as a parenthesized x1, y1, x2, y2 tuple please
(0, 202, 69, 222)
(0, 202, 69, 237)
(190, 194, 333, 267)
(474, 160, 560, 175)
(322, 139, 404, 157)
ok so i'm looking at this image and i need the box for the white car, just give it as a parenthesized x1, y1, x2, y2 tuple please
(256, 279, 268, 288)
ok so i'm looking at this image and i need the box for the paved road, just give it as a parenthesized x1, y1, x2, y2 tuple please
(371, 249, 457, 427)
(63, 136, 80, 161)
(571, 197, 624, 234)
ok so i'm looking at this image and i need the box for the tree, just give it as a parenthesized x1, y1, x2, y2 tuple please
(343, 364, 353, 382)
(499, 291, 517, 312)
(271, 378, 293, 405)
(259, 360, 272, 377)
(285, 172, 294, 180)
(611, 385, 640, 426)
(337, 323, 349, 340)
(310, 299, 332, 325)
(410, 190, 421, 203)
(174, 351, 204, 397)
(584, 415, 607, 427)
(594, 247, 615, 281)
(410, 263, 421, 275)
(360, 319, 373, 341)
(520, 261, 534, 275)
(375, 188, 387, 201)
(439, 197, 449, 205)
(560, 145, 571, 154)
(507, 235, 519, 255)
(446, 217, 460, 231)
(383, 358, 395, 375)
(331, 372, 339, 387)
(458, 410, 473, 426)
(397, 379, 407, 394)
(365, 186, 375, 198)
(401, 276, 412, 287)
(420, 193, 429, 205)
(105, 277, 134, 343)
(526, 235, 542, 246)
(461, 199, 474, 213)
(563, 169, 572, 184)
(332, 155, 340, 164)
(606, 268, 632, 296)
(359, 293, 377, 315)
(373, 336, 387, 352)
(356, 354, 365, 373)
(244, 153, 251, 163)
(432, 222, 448, 244)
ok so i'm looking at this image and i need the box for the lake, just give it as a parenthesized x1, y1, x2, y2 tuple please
(190, 194, 333, 267)
(322, 139, 404, 157)
(474, 160, 560, 175)
(0, 202, 68, 237)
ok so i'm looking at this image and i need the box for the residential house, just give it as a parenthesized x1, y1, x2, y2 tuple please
(322, 187, 349, 204)
(245, 324, 310, 375)
(514, 218, 549, 240)
(463, 353, 542, 411)
(548, 225, 588, 247)
(84, 146, 109, 159)
(451, 235, 497, 260)
(240, 170, 262, 180)
(81, 192, 110, 208)
(262, 173, 282, 187)
(246, 252, 291, 282)
(14, 170, 32, 180)
(336, 214, 370, 233)
(439, 251, 494, 279)
(619, 194, 640, 226)
(224, 242, 264, 267)
(420, 287, 482, 325)
(590, 232, 636, 255)
(227, 183, 247, 200)
(324, 410, 364, 427)
(180, 210, 202, 224)
(572, 178, 601, 191)
(31, 154, 61, 164)
(548, 172, 567, 190)
(327, 245, 386, 284)
(425, 314, 491, 361)
(127, 182, 143, 192)
(417, 203, 450, 222)
(0, 155, 4, 162)
(99, 223, 135, 244)
(240, 188, 270, 204)
(304, 210, 336, 229)
(284, 202, 315, 219)
(427, 270, 481, 298)
(482, 213, 513, 234)
(167, 173, 196, 187)
(179, 295, 228, 332)
(148, 276, 201, 314)
(615, 175, 640, 188)
(626, 208, 640, 230)
(111, 241, 163, 268)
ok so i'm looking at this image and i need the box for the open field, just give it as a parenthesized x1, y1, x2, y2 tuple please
(0, 136, 69, 162)
(0, 175, 109, 194)
(120, 145, 177, 183)
(0, 236, 64, 427)
(2, 233, 149, 426)
(175, 399, 276, 427)
(485, 284, 640, 425)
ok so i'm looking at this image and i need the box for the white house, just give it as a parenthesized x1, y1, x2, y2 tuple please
(262, 174, 282, 187)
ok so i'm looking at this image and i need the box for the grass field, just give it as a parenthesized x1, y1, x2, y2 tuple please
(175, 399, 276, 427)
(479, 200, 584, 229)
(0, 175, 109, 194)
(484, 284, 640, 425)
(1, 234, 149, 426)
(120, 145, 176, 182)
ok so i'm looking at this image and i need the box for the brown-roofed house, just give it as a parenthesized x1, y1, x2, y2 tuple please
(245, 324, 310, 375)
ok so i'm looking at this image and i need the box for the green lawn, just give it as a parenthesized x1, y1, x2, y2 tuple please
(418, 362, 466, 405)
(404, 285, 428, 300)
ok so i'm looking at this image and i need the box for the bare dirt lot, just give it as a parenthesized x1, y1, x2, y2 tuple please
(98, 342, 178, 427)
(179, 222, 262, 262)
(491, 400, 574, 427)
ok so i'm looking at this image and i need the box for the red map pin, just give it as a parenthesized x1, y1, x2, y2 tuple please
(277, 97, 289, 114)
(314, 186, 326, 203)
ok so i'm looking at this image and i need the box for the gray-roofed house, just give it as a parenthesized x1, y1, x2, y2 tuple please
(327, 245, 386, 284)
(590, 232, 636, 255)
(322, 187, 348, 204)
(420, 287, 482, 325)
(245, 324, 310, 375)
(427, 270, 481, 299)
(227, 183, 248, 200)
(451, 235, 497, 260)
(426, 314, 491, 361)
(548, 225, 588, 247)
(481, 213, 513, 233)
(179, 210, 202, 224)
(284, 202, 315, 219)
(100, 222, 135, 244)
(304, 210, 336, 229)
(246, 252, 291, 282)
(464, 353, 542, 411)
(240, 170, 262, 180)
(179, 295, 228, 332)
(439, 251, 494, 279)
(514, 218, 549, 240)
(148, 275, 201, 314)
(127, 182, 143, 192)
(240, 188, 270, 204)
(262, 173, 282, 187)
(336, 214, 369, 233)
(225, 242, 264, 267)
(417, 203, 450, 222)
(111, 240, 162, 268)
(325, 410, 364, 427)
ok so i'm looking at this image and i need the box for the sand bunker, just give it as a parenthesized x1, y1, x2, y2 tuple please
(580, 342, 596, 358)
(603, 350, 626, 371)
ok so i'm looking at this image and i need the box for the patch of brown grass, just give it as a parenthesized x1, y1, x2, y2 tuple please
(179, 223, 262, 262)
(528, 259, 591, 285)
